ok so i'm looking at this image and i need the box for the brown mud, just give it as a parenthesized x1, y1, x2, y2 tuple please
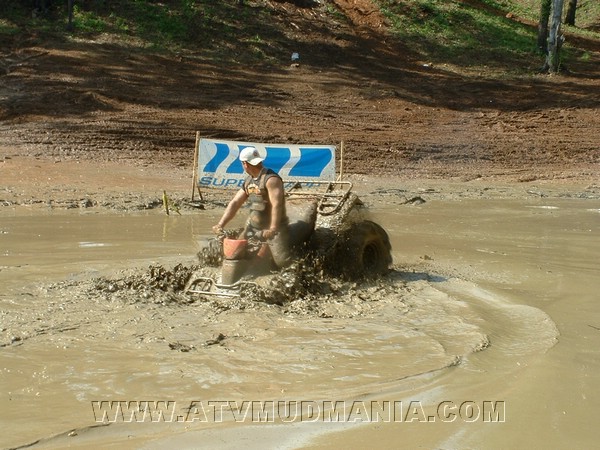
(1, 1, 600, 191)
(1, 0, 600, 448)
(2, 195, 599, 449)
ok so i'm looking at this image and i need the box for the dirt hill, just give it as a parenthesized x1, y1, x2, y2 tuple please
(1, 0, 599, 183)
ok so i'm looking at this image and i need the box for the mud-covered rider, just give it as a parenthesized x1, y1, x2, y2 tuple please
(212, 147, 290, 268)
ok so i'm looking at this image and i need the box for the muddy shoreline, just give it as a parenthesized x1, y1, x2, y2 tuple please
(2, 155, 599, 214)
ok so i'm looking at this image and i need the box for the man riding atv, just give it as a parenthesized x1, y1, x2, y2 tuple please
(191, 145, 392, 296)
(212, 146, 291, 269)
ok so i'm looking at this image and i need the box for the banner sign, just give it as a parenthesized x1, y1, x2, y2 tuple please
(197, 139, 336, 189)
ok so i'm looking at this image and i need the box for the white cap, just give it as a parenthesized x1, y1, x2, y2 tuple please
(239, 147, 264, 166)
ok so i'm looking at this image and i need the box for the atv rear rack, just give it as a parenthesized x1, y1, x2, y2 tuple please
(285, 180, 353, 216)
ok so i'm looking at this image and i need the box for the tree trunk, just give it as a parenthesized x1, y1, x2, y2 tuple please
(565, 0, 577, 26)
(537, 0, 552, 52)
(544, 0, 565, 73)
(67, 0, 75, 31)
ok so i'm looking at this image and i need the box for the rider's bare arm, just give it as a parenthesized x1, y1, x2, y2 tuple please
(265, 176, 285, 235)
(213, 188, 248, 233)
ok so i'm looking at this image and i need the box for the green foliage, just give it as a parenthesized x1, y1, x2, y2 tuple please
(490, 0, 600, 29)
(0, 19, 19, 37)
(73, 6, 110, 33)
(1, 0, 598, 69)
(0, 0, 274, 56)
(377, 0, 538, 68)
(375, 0, 598, 70)
(0, 0, 56, 35)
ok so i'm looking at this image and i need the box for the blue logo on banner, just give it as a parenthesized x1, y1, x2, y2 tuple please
(202, 145, 332, 177)
(290, 147, 332, 177)
(204, 143, 231, 173)
(263, 146, 291, 174)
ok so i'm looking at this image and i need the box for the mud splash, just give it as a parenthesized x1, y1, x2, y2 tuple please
(0, 255, 548, 449)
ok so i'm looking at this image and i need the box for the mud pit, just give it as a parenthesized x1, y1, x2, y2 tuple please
(1, 185, 600, 449)
(1, 0, 600, 445)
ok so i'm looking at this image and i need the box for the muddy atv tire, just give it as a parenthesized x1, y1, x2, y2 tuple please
(334, 220, 392, 279)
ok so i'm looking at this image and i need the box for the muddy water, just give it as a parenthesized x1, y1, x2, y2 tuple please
(1, 196, 599, 449)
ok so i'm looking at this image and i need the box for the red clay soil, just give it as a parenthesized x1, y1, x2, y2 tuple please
(1, 0, 599, 190)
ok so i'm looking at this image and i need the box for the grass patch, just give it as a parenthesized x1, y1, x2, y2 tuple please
(0, 19, 19, 37)
(1, 0, 598, 69)
(491, 0, 600, 31)
(0, 0, 278, 56)
(376, 0, 539, 69)
(375, 0, 599, 72)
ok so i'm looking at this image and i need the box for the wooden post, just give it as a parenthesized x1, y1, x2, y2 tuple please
(191, 131, 201, 201)
(337, 140, 344, 181)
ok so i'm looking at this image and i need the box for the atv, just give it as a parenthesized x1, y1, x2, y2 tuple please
(187, 181, 392, 297)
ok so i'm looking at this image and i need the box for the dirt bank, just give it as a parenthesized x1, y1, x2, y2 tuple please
(1, 1, 600, 197)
